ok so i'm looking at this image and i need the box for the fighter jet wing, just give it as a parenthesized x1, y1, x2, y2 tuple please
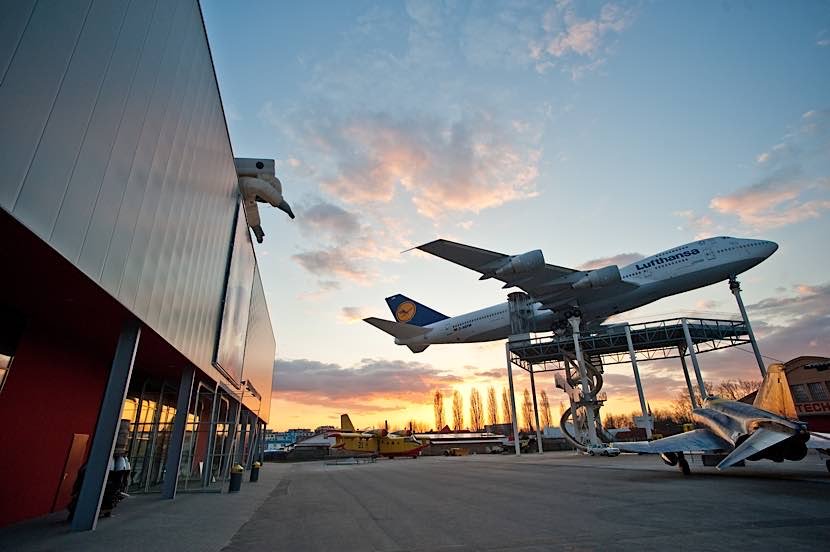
(614, 429, 731, 454)
(416, 239, 637, 310)
(807, 431, 830, 449)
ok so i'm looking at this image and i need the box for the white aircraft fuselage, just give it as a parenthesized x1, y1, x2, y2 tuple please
(394, 236, 777, 349)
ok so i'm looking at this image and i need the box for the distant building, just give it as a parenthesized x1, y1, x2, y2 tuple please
(778, 356, 830, 432)
(263, 428, 316, 452)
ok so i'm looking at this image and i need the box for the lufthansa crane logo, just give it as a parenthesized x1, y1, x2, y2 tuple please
(395, 301, 417, 322)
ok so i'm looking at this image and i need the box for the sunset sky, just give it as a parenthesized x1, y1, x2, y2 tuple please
(201, 1, 830, 431)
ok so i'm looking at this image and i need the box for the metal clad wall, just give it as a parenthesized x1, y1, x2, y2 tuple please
(0, 0, 246, 385)
(242, 265, 276, 422)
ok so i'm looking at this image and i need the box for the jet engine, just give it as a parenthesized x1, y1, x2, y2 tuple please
(572, 265, 621, 289)
(495, 250, 544, 277)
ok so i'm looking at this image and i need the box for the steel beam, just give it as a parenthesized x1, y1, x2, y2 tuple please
(529, 365, 544, 453)
(730, 278, 766, 376)
(71, 319, 141, 531)
(569, 317, 599, 447)
(201, 383, 220, 487)
(162, 367, 195, 499)
(624, 324, 651, 438)
(681, 318, 708, 399)
(678, 346, 699, 409)
(505, 344, 521, 455)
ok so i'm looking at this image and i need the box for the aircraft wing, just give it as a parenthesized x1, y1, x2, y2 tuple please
(613, 429, 730, 454)
(416, 239, 637, 311)
(807, 431, 830, 450)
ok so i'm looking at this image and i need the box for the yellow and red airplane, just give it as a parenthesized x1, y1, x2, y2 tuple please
(328, 414, 426, 458)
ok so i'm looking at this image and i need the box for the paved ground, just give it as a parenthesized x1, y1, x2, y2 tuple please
(2, 452, 829, 551)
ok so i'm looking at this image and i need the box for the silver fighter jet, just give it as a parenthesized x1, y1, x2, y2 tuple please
(613, 364, 830, 474)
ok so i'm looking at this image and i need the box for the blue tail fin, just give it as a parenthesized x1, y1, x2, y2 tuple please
(385, 294, 449, 327)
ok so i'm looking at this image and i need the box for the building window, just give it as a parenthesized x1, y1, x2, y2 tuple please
(0, 306, 25, 394)
(807, 382, 829, 401)
(790, 384, 810, 403)
(0, 354, 11, 393)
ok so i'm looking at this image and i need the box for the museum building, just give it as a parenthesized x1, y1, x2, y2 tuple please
(0, 0, 275, 529)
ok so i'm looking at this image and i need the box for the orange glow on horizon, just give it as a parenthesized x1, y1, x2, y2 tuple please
(268, 378, 678, 432)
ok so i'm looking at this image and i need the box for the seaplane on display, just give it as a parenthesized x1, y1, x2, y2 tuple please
(327, 414, 426, 459)
(613, 364, 830, 474)
(364, 236, 778, 353)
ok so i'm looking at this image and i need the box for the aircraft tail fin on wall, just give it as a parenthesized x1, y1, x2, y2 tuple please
(753, 364, 798, 418)
(385, 294, 449, 326)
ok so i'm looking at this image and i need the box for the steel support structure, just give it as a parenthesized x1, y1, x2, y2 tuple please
(624, 324, 652, 438)
(529, 365, 544, 453)
(162, 367, 195, 499)
(681, 318, 708, 398)
(678, 346, 699, 409)
(505, 343, 521, 455)
(201, 383, 221, 487)
(569, 317, 600, 447)
(71, 319, 141, 531)
(729, 278, 767, 376)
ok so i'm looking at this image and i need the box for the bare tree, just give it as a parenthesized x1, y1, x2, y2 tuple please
(716, 379, 761, 401)
(670, 381, 715, 423)
(470, 388, 484, 431)
(501, 387, 512, 423)
(433, 389, 445, 430)
(487, 386, 498, 426)
(670, 379, 761, 422)
(540, 390, 552, 429)
(603, 412, 634, 429)
(408, 419, 429, 433)
(521, 388, 534, 431)
(452, 390, 464, 430)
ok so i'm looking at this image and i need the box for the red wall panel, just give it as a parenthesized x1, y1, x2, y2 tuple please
(0, 318, 112, 527)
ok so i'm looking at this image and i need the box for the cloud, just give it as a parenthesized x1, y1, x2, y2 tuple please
(694, 299, 720, 311)
(747, 282, 830, 324)
(340, 306, 370, 323)
(290, 199, 411, 286)
(531, 1, 637, 77)
(292, 111, 540, 219)
(680, 109, 830, 234)
(817, 30, 830, 47)
(471, 368, 506, 380)
(292, 248, 371, 282)
(577, 252, 644, 271)
(272, 358, 463, 409)
(601, 371, 691, 405)
(709, 174, 830, 229)
(673, 210, 724, 239)
(297, 201, 361, 239)
(754, 109, 829, 169)
(297, 279, 342, 301)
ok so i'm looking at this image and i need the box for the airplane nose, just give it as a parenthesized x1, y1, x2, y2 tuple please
(765, 240, 779, 257)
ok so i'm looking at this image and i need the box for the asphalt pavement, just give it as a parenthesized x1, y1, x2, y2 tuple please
(2, 452, 828, 551)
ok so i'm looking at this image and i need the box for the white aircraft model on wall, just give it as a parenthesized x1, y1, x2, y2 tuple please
(364, 236, 778, 353)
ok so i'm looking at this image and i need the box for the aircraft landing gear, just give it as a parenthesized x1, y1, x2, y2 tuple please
(678, 452, 691, 476)
(563, 308, 582, 320)
(552, 320, 569, 332)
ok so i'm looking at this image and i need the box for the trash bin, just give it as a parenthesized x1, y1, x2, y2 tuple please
(250, 461, 261, 482)
(229, 463, 244, 493)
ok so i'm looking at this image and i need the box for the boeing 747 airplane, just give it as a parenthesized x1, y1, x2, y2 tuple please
(364, 236, 777, 353)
